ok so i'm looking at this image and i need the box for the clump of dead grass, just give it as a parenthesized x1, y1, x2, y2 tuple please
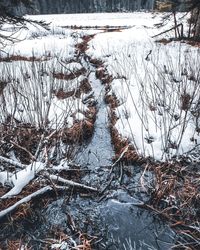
(146, 161, 200, 248)
(75, 35, 95, 54)
(53, 67, 87, 81)
(0, 54, 51, 62)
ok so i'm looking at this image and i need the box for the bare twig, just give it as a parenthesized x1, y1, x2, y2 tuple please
(0, 155, 25, 169)
(49, 175, 98, 192)
(10, 140, 36, 161)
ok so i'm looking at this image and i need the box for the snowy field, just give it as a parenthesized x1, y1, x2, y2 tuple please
(0, 12, 199, 165)
(0, 12, 199, 249)
(0, 13, 200, 160)
(27, 11, 200, 162)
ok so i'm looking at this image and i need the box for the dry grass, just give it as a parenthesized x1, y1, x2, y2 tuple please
(0, 123, 43, 164)
(63, 119, 94, 144)
(104, 94, 120, 109)
(145, 161, 200, 248)
(53, 67, 87, 81)
(155, 38, 172, 44)
(95, 68, 113, 84)
(0, 55, 50, 62)
(88, 58, 104, 68)
(75, 35, 95, 54)
(0, 180, 43, 218)
(54, 78, 92, 99)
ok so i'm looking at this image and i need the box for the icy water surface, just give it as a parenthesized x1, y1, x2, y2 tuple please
(39, 67, 176, 249)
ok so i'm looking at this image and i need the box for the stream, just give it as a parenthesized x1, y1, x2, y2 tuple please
(0, 49, 177, 250)
(36, 63, 176, 249)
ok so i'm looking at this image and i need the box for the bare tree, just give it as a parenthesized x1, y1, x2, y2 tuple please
(188, 0, 200, 39)
(178, 0, 200, 40)
(0, 0, 48, 47)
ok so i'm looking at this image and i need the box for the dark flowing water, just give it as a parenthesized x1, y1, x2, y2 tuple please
(38, 67, 176, 249)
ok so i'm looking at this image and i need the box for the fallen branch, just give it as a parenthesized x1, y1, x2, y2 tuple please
(10, 140, 36, 161)
(0, 155, 25, 170)
(1, 162, 45, 199)
(140, 163, 150, 192)
(49, 175, 98, 192)
(0, 186, 52, 220)
(152, 23, 183, 39)
(110, 145, 129, 174)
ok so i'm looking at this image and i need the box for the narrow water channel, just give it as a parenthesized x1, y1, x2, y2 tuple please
(0, 46, 177, 250)
(75, 71, 113, 170)
(39, 61, 176, 249)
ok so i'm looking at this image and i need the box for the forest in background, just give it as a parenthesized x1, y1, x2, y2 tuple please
(13, 0, 154, 15)
(11, 0, 181, 15)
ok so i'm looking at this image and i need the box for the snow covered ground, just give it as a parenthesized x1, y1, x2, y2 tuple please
(88, 27, 200, 161)
(0, 12, 198, 163)
(82, 12, 199, 161)
(0, 13, 199, 249)
(30, 11, 199, 162)
(83, 12, 199, 161)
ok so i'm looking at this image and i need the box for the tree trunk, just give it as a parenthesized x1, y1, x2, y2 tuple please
(194, 11, 200, 40)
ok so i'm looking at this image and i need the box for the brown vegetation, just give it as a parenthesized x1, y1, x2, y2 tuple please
(109, 112, 143, 164)
(53, 67, 87, 81)
(146, 161, 200, 247)
(0, 123, 41, 164)
(75, 35, 95, 54)
(88, 58, 104, 68)
(0, 55, 50, 62)
(0, 180, 43, 217)
(54, 78, 92, 99)
(63, 107, 96, 144)
(95, 68, 113, 84)
(104, 94, 120, 109)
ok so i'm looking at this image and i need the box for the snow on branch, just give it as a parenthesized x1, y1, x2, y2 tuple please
(0, 155, 26, 170)
(1, 162, 45, 199)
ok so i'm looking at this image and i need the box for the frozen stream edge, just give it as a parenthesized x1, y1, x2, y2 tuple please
(75, 69, 114, 170)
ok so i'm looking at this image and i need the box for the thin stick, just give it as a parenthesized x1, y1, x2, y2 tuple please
(10, 140, 36, 161)
(50, 175, 98, 192)
(0, 155, 25, 169)
(0, 186, 52, 219)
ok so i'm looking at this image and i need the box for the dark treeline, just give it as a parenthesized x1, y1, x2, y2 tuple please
(10, 0, 188, 15)
(15, 0, 155, 15)
(33, 0, 154, 14)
